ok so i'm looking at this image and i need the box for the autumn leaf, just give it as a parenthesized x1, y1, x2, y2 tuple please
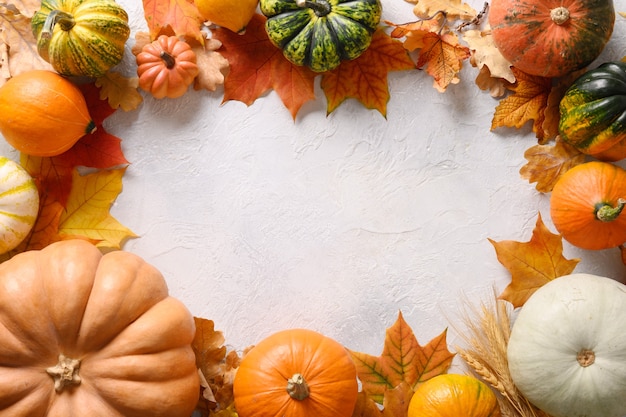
(473, 64, 508, 97)
(415, 31, 470, 92)
(0, 3, 52, 84)
(192, 317, 241, 416)
(213, 13, 317, 120)
(409, 0, 477, 22)
(142, 0, 205, 43)
(491, 68, 552, 139)
(57, 167, 136, 249)
(490, 213, 580, 307)
(349, 311, 454, 404)
(193, 39, 230, 92)
(95, 71, 143, 111)
(520, 139, 585, 193)
(463, 28, 515, 84)
(321, 29, 415, 116)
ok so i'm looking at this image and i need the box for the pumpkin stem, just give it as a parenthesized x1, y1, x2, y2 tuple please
(286, 373, 310, 401)
(550, 6, 570, 25)
(576, 349, 595, 367)
(46, 353, 82, 392)
(37, 10, 76, 63)
(297, 0, 332, 17)
(595, 198, 626, 222)
(160, 51, 177, 70)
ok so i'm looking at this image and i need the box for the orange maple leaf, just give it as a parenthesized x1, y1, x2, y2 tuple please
(321, 29, 415, 116)
(490, 213, 580, 307)
(415, 31, 470, 92)
(213, 13, 317, 120)
(142, 0, 205, 43)
(491, 68, 552, 138)
(519, 139, 585, 193)
(349, 311, 454, 405)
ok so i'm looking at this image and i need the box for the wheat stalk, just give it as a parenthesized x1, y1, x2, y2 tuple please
(453, 288, 552, 417)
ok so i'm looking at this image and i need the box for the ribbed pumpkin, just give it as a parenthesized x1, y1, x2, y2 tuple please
(407, 374, 501, 417)
(0, 70, 96, 157)
(559, 61, 626, 161)
(550, 161, 626, 250)
(260, 0, 382, 72)
(0, 239, 200, 416)
(0, 157, 39, 255)
(31, 0, 130, 78)
(136, 35, 200, 99)
(489, 0, 615, 78)
(233, 328, 358, 417)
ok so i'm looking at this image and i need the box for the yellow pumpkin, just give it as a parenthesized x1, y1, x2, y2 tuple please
(408, 374, 501, 417)
(0, 239, 200, 416)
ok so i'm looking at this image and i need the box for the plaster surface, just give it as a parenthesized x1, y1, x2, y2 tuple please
(2, 0, 626, 364)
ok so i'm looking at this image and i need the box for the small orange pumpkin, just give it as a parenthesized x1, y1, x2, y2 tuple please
(0, 70, 95, 157)
(233, 328, 358, 417)
(407, 374, 501, 417)
(136, 35, 199, 99)
(0, 239, 200, 416)
(550, 161, 626, 250)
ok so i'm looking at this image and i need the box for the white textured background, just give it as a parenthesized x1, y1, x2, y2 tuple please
(3, 0, 626, 363)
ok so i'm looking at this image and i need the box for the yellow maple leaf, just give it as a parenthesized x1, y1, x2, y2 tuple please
(58, 168, 136, 249)
(520, 139, 585, 193)
(415, 31, 470, 92)
(491, 68, 552, 136)
(489, 213, 580, 308)
(95, 71, 143, 111)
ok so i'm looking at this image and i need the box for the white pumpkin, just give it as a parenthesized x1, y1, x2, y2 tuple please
(0, 156, 39, 254)
(507, 273, 626, 417)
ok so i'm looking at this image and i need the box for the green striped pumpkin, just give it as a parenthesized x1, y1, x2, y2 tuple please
(0, 157, 39, 255)
(260, 0, 382, 72)
(559, 62, 626, 162)
(31, 0, 130, 78)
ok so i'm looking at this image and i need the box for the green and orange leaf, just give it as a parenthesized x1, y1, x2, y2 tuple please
(490, 213, 580, 307)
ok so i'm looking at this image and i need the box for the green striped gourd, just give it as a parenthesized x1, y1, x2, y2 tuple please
(0, 157, 39, 254)
(260, 0, 382, 72)
(31, 0, 130, 78)
(559, 61, 626, 161)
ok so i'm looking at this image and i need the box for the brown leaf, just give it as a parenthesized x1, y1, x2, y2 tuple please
(490, 213, 580, 307)
(381, 382, 414, 417)
(193, 39, 230, 92)
(519, 139, 585, 193)
(463, 29, 515, 83)
(95, 72, 143, 111)
(415, 30, 470, 92)
(409, 0, 477, 21)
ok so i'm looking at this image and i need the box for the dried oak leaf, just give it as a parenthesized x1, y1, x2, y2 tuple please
(321, 29, 415, 116)
(463, 28, 515, 84)
(408, 0, 477, 21)
(213, 13, 317, 120)
(95, 71, 143, 111)
(520, 139, 585, 193)
(473, 63, 508, 98)
(491, 67, 552, 141)
(0, 3, 52, 85)
(490, 212, 580, 308)
(349, 311, 454, 405)
(193, 38, 230, 92)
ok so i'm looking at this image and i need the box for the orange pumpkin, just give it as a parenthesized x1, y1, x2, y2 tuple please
(550, 161, 626, 250)
(0, 70, 96, 157)
(407, 374, 501, 417)
(136, 35, 199, 99)
(233, 328, 358, 417)
(0, 239, 200, 416)
(489, 0, 615, 78)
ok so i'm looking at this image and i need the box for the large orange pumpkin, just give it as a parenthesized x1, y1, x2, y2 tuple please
(233, 328, 358, 417)
(0, 239, 200, 416)
(407, 374, 501, 417)
(0, 70, 96, 157)
(550, 161, 626, 250)
(489, 0, 615, 78)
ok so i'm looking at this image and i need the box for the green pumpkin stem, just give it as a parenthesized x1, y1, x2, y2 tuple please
(38, 9, 76, 62)
(595, 198, 626, 222)
(297, 0, 332, 17)
(286, 373, 310, 401)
